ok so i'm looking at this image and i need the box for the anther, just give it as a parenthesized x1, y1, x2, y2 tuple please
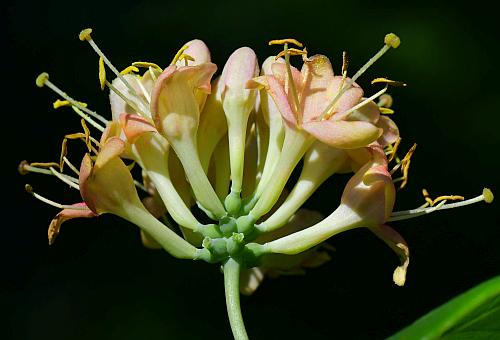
(132, 61, 162, 71)
(120, 65, 139, 75)
(170, 44, 189, 65)
(269, 38, 303, 48)
(389, 188, 494, 222)
(53, 99, 88, 109)
(36, 72, 49, 88)
(371, 78, 407, 87)
(275, 48, 307, 60)
(99, 57, 106, 90)
(342, 51, 349, 76)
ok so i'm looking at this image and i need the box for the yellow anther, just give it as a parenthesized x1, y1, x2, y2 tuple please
(79, 28, 93, 41)
(99, 56, 106, 90)
(399, 143, 417, 189)
(378, 94, 393, 108)
(120, 65, 140, 75)
(177, 53, 195, 66)
(36, 72, 49, 87)
(422, 188, 434, 206)
(132, 61, 162, 71)
(269, 38, 304, 48)
(53, 99, 88, 109)
(30, 162, 60, 169)
(380, 107, 394, 114)
(80, 119, 91, 152)
(422, 188, 465, 206)
(170, 44, 189, 65)
(384, 33, 401, 48)
(432, 195, 464, 206)
(342, 51, 349, 76)
(372, 78, 407, 87)
(387, 137, 401, 163)
(275, 48, 308, 60)
(483, 188, 494, 203)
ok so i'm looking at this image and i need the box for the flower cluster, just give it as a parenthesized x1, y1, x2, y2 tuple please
(20, 29, 493, 339)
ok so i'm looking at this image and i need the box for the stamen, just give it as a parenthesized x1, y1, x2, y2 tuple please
(341, 51, 348, 76)
(325, 85, 388, 121)
(170, 44, 189, 65)
(269, 38, 304, 48)
(148, 67, 158, 82)
(105, 80, 150, 117)
(132, 61, 163, 71)
(421, 188, 465, 207)
(79, 28, 148, 107)
(378, 94, 393, 108)
(379, 107, 394, 114)
(371, 78, 406, 87)
(63, 156, 80, 176)
(120, 65, 139, 75)
(274, 48, 307, 60)
(320, 33, 401, 119)
(385, 137, 401, 163)
(71, 107, 105, 132)
(98, 56, 106, 90)
(37, 73, 108, 127)
(178, 54, 195, 66)
(49, 167, 80, 190)
(398, 143, 416, 189)
(388, 188, 493, 222)
(134, 76, 151, 103)
(283, 43, 301, 124)
(25, 184, 89, 210)
(53, 99, 88, 109)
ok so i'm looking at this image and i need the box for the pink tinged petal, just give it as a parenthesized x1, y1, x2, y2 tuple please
(99, 121, 123, 145)
(150, 63, 217, 137)
(175, 39, 211, 66)
(346, 100, 380, 124)
(271, 62, 303, 90)
(328, 76, 364, 120)
(220, 47, 259, 96)
(340, 145, 395, 225)
(79, 137, 140, 215)
(266, 75, 298, 126)
(300, 55, 336, 122)
(47, 202, 97, 245)
(120, 113, 157, 144)
(302, 120, 382, 149)
(370, 224, 410, 286)
(376, 115, 400, 147)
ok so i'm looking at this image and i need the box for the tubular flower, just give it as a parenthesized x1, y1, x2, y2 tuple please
(21, 29, 493, 340)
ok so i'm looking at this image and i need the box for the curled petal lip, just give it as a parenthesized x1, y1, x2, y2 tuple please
(302, 120, 383, 149)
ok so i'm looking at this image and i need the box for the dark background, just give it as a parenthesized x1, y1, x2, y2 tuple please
(3, 0, 499, 339)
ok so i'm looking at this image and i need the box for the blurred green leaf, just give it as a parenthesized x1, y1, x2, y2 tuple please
(389, 276, 500, 340)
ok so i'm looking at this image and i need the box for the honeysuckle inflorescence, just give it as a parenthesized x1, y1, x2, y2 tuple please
(20, 28, 493, 340)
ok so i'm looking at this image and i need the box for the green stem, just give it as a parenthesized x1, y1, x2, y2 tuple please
(223, 258, 249, 340)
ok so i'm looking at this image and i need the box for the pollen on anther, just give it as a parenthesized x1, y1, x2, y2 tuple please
(36, 72, 49, 87)
(79, 28, 93, 41)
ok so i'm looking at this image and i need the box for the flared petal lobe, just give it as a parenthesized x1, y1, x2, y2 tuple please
(47, 203, 97, 245)
(150, 63, 217, 139)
